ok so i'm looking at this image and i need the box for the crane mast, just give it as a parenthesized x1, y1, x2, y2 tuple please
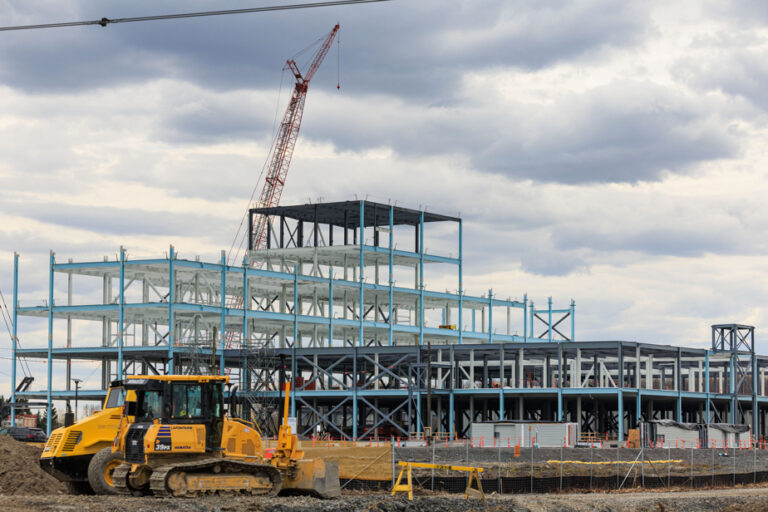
(250, 23, 340, 252)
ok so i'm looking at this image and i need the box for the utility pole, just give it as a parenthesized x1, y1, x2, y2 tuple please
(72, 378, 81, 422)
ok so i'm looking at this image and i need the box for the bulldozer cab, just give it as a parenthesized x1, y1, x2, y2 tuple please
(124, 376, 226, 451)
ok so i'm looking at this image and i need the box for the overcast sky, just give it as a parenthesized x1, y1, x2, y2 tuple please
(1, 0, 768, 398)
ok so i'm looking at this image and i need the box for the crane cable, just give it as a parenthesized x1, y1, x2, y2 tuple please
(0, 0, 390, 32)
(228, 25, 336, 265)
(0, 287, 31, 377)
(227, 65, 292, 266)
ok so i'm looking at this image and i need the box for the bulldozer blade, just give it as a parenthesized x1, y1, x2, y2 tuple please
(281, 458, 341, 499)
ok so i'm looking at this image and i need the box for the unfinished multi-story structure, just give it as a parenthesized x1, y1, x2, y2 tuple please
(9, 200, 768, 442)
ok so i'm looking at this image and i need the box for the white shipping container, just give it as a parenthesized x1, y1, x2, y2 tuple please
(470, 421, 578, 447)
(655, 424, 700, 448)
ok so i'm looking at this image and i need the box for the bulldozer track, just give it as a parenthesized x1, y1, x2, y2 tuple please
(112, 463, 133, 496)
(148, 458, 282, 497)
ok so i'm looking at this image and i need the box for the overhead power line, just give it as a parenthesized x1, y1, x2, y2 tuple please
(0, 0, 389, 32)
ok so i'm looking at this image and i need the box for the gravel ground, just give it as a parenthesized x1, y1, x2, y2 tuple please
(3, 487, 768, 512)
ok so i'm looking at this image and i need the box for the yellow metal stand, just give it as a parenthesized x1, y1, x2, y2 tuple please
(391, 461, 485, 504)
(391, 461, 414, 500)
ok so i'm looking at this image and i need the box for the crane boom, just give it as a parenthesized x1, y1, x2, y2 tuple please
(250, 23, 340, 252)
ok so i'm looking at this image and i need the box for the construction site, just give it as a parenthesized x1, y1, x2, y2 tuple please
(3, 2, 768, 512)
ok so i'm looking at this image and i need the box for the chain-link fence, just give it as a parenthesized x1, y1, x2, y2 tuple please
(380, 442, 768, 495)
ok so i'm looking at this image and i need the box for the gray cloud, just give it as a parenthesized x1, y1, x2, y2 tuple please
(552, 224, 753, 258)
(676, 48, 768, 113)
(0, 1, 650, 98)
(479, 83, 737, 183)
(300, 80, 737, 184)
(1, 200, 230, 238)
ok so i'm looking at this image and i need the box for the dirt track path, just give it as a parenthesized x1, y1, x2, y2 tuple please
(3, 486, 768, 512)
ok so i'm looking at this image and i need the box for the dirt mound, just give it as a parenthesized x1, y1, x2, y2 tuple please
(0, 434, 66, 495)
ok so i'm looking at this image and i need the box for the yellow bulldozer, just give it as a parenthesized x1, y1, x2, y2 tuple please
(39, 381, 126, 494)
(111, 375, 339, 498)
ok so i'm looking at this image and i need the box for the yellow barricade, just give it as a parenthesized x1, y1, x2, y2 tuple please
(391, 461, 485, 504)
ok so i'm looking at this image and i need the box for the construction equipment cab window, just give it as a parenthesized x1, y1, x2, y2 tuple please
(137, 390, 163, 420)
(172, 384, 203, 419)
(104, 387, 125, 409)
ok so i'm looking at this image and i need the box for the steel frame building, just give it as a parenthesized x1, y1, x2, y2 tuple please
(9, 200, 767, 442)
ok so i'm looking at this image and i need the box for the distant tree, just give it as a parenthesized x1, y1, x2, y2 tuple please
(42, 406, 61, 430)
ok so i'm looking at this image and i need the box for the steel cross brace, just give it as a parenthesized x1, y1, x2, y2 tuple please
(535, 311, 571, 340)
(296, 354, 350, 390)
(358, 395, 409, 438)
(297, 396, 350, 439)
(359, 353, 413, 390)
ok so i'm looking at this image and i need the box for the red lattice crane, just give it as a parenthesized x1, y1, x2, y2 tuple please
(231, 24, 340, 263)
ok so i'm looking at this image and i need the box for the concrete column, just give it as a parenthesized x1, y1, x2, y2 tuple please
(469, 349, 475, 388)
(574, 348, 581, 388)
(698, 360, 703, 393)
(646, 355, 653, 390)
(499, 347, 505, 387)
(510, 353, 516, 388)
(673, 354, 679, 391)
(576, 396, 582, 430)
(719, 367, 724, 395)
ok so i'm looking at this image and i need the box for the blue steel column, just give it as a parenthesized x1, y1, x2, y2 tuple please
(705, 351, 711, 423)
(220, 251, 227, 375)
(353, 346, 358, 440)
(10, 253, 18, 426)
(570, 299, 575, 341)
(418, 211, 424, 346)
(636, 346, 642, 424)
(618, 341, 623, 441)
(242, 255, 251, 384)
(557, 343, 563, 421)
(753, 352, 758, 437)
(529, 302, 534, 340)
(358, 201, 365, 347)
(291, 346, 297, 417)
(388, 206, 393, 346)
(292, 265, 299, 417)
(328, 268, 334, 347)
(547, 297, 552, 342)
(458, 219, 463, 344)
(293, 265, 298, 346)
(618, 389, 624, 442)
(487, 290, 493, 343)
(449, 345, 455, 436)
(168, 245, 175, 374)
(676, 348, 682, 422)
(46, 251, 54, 435)
(730, 350, 736, 424)
(499, 345, 504, 420)
(241, 257, 248, 376)
(118, 248, 125, 379)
